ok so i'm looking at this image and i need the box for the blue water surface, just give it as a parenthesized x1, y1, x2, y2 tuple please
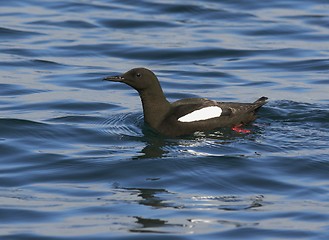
(1, 0, 329, 239)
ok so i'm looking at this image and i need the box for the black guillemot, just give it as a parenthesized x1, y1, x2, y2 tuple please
(104, 68, 268, 137)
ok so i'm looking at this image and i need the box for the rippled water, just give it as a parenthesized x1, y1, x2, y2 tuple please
(1, 0, 329, 239)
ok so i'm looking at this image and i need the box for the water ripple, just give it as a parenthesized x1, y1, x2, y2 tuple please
(100, 19, 178, 29)
(1, 0, 329, 239)
(0, 27, 43, 39)
(100, 112, 144, 137)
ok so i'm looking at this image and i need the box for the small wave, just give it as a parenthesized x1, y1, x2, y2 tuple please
(0, 83, 48, 96)
(0, 27, 42, 39)
(28, 20, 96, 29)
(99, 19, 177, 29)
(264, 100, 329, 125)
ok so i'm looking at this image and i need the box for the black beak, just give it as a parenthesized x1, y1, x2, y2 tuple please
(103, 75, 125, 82)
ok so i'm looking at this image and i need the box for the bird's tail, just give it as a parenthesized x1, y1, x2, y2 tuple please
(250, 96, 268, 112)
(254, 96, 268, 104)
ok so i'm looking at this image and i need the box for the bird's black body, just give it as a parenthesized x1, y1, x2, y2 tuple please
(104, 68, 268, 137)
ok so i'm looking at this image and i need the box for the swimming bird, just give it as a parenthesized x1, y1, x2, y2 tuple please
(104, 68, 268, 137)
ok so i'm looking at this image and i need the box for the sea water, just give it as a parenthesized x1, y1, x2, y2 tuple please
(1, 0, 328, 239)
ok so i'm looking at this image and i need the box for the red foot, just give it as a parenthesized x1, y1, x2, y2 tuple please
(232, 124, 251, 134)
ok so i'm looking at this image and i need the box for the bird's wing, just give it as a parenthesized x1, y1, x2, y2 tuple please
(171, 98, 209, 106)
(216, 96, 268, 114)
(171, 99, 232, 120)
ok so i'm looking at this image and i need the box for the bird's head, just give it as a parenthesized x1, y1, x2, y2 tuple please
(104, 67, 160, 92)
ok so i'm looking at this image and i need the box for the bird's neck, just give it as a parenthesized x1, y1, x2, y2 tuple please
(139, 88, 171, 129)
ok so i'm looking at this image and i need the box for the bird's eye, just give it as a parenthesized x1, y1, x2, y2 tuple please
(136, 73, 141, 78)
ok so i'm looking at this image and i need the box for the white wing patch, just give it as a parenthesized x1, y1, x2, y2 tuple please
(178, 106, 222, 122)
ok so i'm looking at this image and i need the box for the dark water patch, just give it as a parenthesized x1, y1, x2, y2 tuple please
(51, 100, 111, 112)
(0, 27, 43, 39)
(282, 14, 329, 29)
(0, 83, 48, 96)
(105, 47, 301, 61)
(41, 0, 119, 13)
(52, 44, 311, 61)
(261, 59, 329, 72)
(0, 59, 65, 71)
(100, 19, 177, 29)
(28, 20, 96, 29)
(51, 43, 125, 57)
(155, 2, 215, 15)
(306, 18, 329, 29)
(32, 59, 66, 68)
(2, 48, 40, 58)
(239, 81, 277, 88)
(309, 79, 329, 85)
(0, 152, 67, 187)
(0, 118, 46, 136)
(219, 0, 327, 10)
(151, 2, 256, 21)
(0, 208, 57, 224)
(242, 25, 314, 38)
